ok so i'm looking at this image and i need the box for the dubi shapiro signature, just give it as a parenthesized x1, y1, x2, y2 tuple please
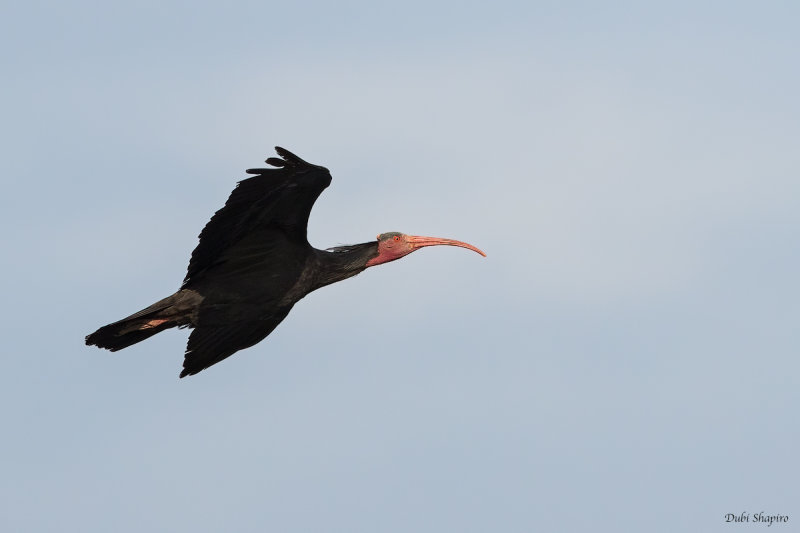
(725, 512, 789, 526)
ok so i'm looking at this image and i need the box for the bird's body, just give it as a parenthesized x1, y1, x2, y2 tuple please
(86, 147, 485, 377)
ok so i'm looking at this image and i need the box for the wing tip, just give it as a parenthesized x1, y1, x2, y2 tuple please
(273, 146, 310, 167)
(246, 147, 310, 174)
(179, 363, 200, 378)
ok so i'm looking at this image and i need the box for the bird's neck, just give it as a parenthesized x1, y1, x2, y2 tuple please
(314, 242, 380, 288)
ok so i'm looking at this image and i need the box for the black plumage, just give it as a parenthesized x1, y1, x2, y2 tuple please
(86, 147, 485, 377)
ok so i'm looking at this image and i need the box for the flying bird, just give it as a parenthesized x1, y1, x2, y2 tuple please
(86, 147, 486, 377)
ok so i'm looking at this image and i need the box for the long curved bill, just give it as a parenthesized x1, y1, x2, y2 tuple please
(406, 235, 486, 257)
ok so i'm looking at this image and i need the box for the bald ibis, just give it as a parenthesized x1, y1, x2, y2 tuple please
(86, 147, 485, 377)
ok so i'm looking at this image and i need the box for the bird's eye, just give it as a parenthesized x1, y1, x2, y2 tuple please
(393, 235, 400, 242)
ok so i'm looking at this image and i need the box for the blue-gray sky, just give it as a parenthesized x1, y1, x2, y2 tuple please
(2, 1, 798, 532)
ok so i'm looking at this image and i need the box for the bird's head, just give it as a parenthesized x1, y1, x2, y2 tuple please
(365, 232, 486, 267)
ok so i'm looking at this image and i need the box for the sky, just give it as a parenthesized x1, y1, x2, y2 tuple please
(2, 1, 798, 531)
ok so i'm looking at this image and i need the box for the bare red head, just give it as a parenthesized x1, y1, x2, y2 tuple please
(365, 232, 486, 267)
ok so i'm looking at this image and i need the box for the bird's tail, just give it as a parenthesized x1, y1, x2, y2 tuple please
(86, 292, 194, 352)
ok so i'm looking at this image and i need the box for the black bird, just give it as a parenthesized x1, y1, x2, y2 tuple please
(86, 147, 486, 377)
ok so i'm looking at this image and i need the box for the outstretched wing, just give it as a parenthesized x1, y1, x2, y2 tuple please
(183, 147, 331, 286)
(180, 307, 293, 378)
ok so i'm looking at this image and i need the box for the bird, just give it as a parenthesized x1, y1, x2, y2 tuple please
(86, 147, 486, 377)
